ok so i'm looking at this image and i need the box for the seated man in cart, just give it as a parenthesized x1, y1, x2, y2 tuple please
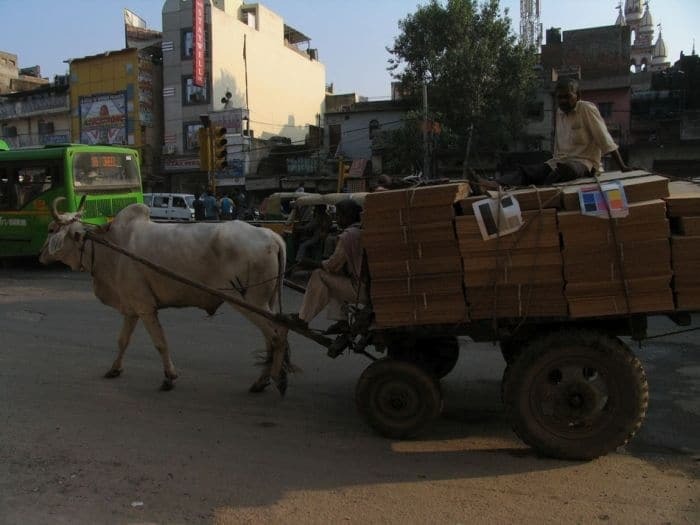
(292, 199, 367, 334)
(475, 77, 632, 191)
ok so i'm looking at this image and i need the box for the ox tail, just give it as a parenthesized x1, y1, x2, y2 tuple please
(271, 232, 286, 314)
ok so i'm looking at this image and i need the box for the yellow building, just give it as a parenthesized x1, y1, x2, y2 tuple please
(69, 48, 163, 187)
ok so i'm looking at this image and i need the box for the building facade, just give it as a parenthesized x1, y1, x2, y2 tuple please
(160, 0, 326, 193)
(68, 48, 163, 188)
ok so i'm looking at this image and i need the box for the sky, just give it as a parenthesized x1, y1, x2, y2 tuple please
(2, 0, 698, 99)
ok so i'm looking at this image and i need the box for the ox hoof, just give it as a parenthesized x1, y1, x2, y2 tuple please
(249, 379, 271, 393)
(160, 379, 175, 391)
(274, 373, 288, 397)
(104, 368, 122, 379)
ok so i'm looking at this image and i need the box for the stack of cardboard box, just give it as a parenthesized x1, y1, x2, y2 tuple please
(455, 190, 566, 319)
(558, 199, 674, 317)
(666, 184, 700, 310)
(362, 183, 470, 327)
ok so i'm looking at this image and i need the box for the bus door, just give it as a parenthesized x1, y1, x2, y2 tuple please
(0, 162, 61, 256)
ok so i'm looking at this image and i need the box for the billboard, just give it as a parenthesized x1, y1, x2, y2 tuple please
(79, 92, 127, 145)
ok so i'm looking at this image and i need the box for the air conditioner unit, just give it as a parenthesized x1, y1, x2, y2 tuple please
(162, 144, 176, 155)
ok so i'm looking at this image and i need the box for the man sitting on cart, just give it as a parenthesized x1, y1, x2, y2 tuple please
(293, 199, 366, 333)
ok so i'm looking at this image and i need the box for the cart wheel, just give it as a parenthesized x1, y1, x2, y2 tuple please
(387, 336, 460, 379)
(356, 359, 442, 439)
(502, 330, 648, 461)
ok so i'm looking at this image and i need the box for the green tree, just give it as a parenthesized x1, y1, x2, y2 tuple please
(387, 0, 537, 176)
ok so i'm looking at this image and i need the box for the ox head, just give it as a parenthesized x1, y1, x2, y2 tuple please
(39, 196, 89, 270)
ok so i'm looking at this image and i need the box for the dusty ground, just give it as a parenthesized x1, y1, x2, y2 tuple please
(0, 266, 698, 524)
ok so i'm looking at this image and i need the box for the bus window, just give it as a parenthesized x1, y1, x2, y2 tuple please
(18, 166, 55, 205)
(73, 152, 140, 190)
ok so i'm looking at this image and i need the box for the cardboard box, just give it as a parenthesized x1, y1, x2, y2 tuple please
(671, 235, 700, 260)
(363, 183, 470, 212)
(561, 176, 669, 211)
(564, 258, 672, 282)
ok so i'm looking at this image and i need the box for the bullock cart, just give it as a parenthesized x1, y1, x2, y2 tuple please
(81, 174, 700, 461)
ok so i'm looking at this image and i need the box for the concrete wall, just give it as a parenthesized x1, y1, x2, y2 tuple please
(210, 2, 325, 142)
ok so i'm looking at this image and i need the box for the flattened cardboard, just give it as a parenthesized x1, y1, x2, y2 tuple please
(370, 273, 463, 298)
(678, 217, 700, 236)
(364, 183, 470, 212)
(464, 263, 564, 286)
(468, 283, 567, 319)
(665, 194, 700, 217)
(565, 275, 672, 297)
(362, 221, 458, 248)
(559, 219, 669, 246)
(362, 204, 456, 227)
(561, 176, 669, 211)
(675, 288, 700, 311)
(372, 292, 468, 327)
(557, 200, 667, 229)
(462, 247, 563, 271)
(568, 291, 674, 317)
(365, 240, 460, 262)
(368, 255, 463, 279)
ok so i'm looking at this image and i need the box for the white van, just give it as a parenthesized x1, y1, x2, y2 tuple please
(143, 193, 195, 221)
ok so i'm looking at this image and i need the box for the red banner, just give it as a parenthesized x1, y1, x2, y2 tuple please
(193, 0, 205, 87)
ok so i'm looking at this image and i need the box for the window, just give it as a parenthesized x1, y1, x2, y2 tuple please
(183, 122, 205, 152)
(0, 163, 58, 210)
(172, 196, 188, 208)
(182, 29, 194, 59)
(153, 195, 168, 208)
(598, 102, 613, 118)
(182, 76, 209, 105)
(38, 121, 54, 135)
(3, 126, 17, 138)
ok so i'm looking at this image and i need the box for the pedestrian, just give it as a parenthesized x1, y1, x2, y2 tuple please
(203, 191, 219, 220)
(295, 183, 305, 194)
(193, 192, 205, 221)
(219, 193, 235, 220)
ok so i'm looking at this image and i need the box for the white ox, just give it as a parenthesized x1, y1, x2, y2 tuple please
(39, 199, 292, 394)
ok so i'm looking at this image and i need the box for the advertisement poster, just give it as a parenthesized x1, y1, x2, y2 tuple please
(79, 92, 127, 145)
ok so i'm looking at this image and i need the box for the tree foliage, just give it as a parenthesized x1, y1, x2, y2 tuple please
(387, 0, 537, 168)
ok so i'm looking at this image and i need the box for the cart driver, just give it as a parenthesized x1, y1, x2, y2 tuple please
(292, 199, 366, 333)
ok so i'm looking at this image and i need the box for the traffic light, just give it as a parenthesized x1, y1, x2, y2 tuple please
(337, 158, 351, 192)
(197, 127, 211, 171)
(212, 126, 228, 171)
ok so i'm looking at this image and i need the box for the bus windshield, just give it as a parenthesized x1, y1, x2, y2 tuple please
(73, 151, 140, 191)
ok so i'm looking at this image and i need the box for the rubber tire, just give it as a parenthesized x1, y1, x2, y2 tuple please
(502, 330, 648, 461)
(356, 359, 442, 439)
(387, 336, 460, 379)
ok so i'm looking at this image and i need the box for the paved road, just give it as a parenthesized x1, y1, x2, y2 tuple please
(0, 266, 698, 524)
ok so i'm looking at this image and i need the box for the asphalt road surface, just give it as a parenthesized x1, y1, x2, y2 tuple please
(1, 265, 698, 524)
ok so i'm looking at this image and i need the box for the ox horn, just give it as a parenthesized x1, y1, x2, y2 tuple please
(51, 197, 67, 220)
(77, 194, 87, 215)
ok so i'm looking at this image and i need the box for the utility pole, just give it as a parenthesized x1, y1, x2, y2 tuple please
(422, 80, 430, 179)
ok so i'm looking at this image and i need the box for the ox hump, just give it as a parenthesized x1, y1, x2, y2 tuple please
(112, 203, 151, 226)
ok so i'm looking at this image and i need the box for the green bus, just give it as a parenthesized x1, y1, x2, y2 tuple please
(0, 143, 143, 257)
